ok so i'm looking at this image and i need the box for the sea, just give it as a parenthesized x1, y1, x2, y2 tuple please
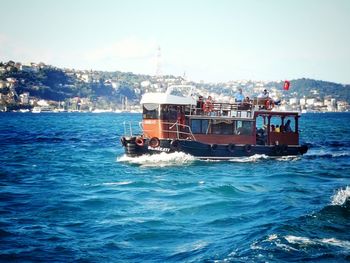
(0, 112, 349, 262)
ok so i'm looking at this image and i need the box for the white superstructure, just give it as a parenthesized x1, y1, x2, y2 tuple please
(140, 85, 197, 106)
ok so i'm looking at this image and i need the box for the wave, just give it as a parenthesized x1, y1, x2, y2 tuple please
(251, 234, 350, 252)
(243, 186, 350, 261)
(228, 154, 270, 163)
(305, 149, 350, 159)
(117, 152, 196, 167)
(331, 186, 350, 206)
(285, 235, 350, 250)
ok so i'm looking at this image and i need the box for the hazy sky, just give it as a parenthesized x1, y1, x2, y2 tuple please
(1, 0, 349, 83)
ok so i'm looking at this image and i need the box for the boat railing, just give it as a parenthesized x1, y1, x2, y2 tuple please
(122, 121, 143, 137)
(123, 120, 196, 141)
(141, 121, 196, 141)
(168, 121, 196, 140)
(190, 102, 254, 118)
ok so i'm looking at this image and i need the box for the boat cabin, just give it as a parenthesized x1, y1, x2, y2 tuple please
(140, 86, 301, 147)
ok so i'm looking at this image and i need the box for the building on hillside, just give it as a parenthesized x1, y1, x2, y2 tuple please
(20, 92, 30, 104)
(289, 98, 298, 105)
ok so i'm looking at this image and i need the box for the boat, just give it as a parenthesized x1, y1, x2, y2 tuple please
(32, 106, 41, 113)
(32, 106, 53, 113)
(120, 85, 308, 159)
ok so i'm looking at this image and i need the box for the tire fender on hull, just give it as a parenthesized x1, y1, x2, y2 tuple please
(244, 144, 252, 153)
(274, 144, 287, 155)
(211, 144, 218, 151)
(227, 143, 235, 153)
(149, 137, 160, 148)
(170, 139, 180, 150)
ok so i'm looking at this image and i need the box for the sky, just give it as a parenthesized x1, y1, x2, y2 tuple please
(1, 0, 349, 84)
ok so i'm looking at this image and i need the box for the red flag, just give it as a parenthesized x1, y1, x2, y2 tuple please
(283, 80, 290, 90)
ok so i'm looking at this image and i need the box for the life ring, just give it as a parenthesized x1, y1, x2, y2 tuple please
(135, 137, 144, 147)
(211, 144, 218, 151)
(265, 99, 274, 110)
(149, 137, 160, 148)
(170, 139, 179, 150)
(120, 137, 126, 147)
(227, 143, 235, 153)
(244, 144, 252, 153)
(203, 101, 214, 112)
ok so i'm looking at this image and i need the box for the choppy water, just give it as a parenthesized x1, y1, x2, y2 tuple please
(0, 112, 349, 262)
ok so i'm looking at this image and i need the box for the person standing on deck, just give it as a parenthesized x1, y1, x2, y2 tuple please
(235, 88, 245, 103)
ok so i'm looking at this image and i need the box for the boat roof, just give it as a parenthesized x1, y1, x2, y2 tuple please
(254, 110, 300, 117)
(140, 85, 197, 105)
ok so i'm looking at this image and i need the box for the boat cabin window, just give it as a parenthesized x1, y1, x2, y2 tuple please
(211, 120, 235, 135)
(269, 116, 295, 133)
(235, 121, 253, 136)
(160, 105, 178, 120)
(190, 119, 253, 136)
(191, 119, 210, 134)
(160, 105, 192, 121)
(143, 103, 159, 119)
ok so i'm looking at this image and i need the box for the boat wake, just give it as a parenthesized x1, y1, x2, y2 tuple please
(228, 154, 270, 163)
(305, 142, 350, 159)
(117, 152, 197, 167)
(118, 153, 304, 166)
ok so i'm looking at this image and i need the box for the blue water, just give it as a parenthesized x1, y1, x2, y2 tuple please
(0, 112, 349, 262)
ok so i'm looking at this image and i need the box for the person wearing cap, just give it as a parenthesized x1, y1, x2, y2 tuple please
(258, 89, 269, 99)
(234, 88, 245, 103)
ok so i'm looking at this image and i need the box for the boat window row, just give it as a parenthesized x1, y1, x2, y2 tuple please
(191, 119, 254, 136)
(143, 104, 191, 120)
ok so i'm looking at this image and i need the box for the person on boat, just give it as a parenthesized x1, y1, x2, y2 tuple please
(177, 106, 186, 138)
(284, 120, 292, 133)
(196, 95, 204, 114)
(258, 89, 275, 110)
(234, 88, 245, 103)
(203, 96, 214, 115)
(258, 89, 269, 99)
(270, 124, 276, 132)
(177, 106, 185, 127)
(275, 125, 280, 132)
(241, 96, 252, 110)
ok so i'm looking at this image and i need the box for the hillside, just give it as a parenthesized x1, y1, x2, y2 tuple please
(1, 61, 350, 109)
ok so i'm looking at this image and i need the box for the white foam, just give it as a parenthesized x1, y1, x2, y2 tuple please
(331, 186, 350, 206)
(117, 152, 196, 167)
(228, 154, 270, 163)
(306, 149, 350, 158)
(319, 238, 350, 249)
(102, 181, 133, 186)
(276, 155, 300, 162)
(267, 234, 278, 241)
(285, 235, 315, 245)
(285, 235, 350, 250)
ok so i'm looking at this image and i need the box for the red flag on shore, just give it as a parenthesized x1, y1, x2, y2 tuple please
(283, 80, 290, 91)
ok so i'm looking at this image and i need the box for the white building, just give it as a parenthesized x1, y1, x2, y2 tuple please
(289, 98, 298, 105)
(20, 92, 30, 104)
(306, 98, 316, 106)
(37, 100, 49, 107)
